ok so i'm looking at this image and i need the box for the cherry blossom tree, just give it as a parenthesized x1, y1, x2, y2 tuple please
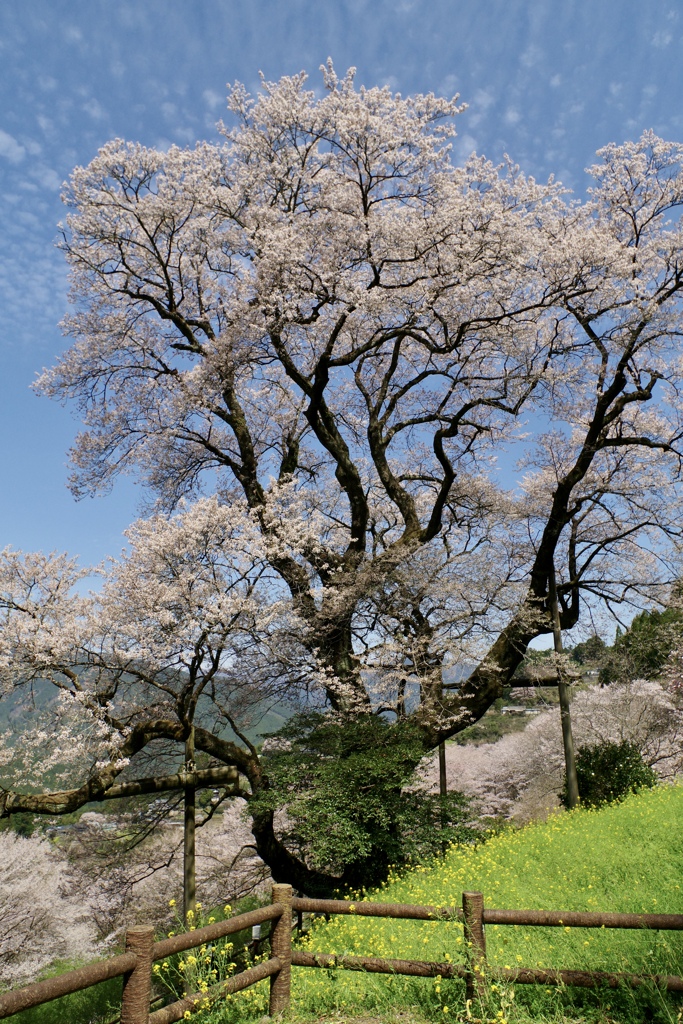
(0, 831, 97, 984)
(0, 497, 298, 907)
(438, 681, 683, 820)
(2, 65, 683, 893)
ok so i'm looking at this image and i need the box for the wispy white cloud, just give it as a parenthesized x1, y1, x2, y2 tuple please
(520, 44, 543, 69)
(652, 30, 673, 47)
(380, 74, 400, 91)
(1, 0, 682, 564)
(473, 88, 495, 111)
(83, 98, 106, 121)
(454, 133, 478, 161)
(30, 165, 62, 191)
(202, 88, 223, 110)
(0, 129, 25, 163)
(437, 74, 458, 98)
(63, 25, 83, 43)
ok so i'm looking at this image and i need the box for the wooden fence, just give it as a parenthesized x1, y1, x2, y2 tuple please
(1, 885, 682, 1023)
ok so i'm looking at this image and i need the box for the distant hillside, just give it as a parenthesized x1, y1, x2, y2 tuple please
(0, 675, 294, 783)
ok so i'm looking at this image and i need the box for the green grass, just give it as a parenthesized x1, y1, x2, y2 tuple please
(220, 785, 683, 1024)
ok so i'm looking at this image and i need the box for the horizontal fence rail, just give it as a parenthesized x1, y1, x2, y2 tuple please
(481, 908, 683, 930)
(0, 953, 138, 1019)
(292, 896, 463, 921)
(490, 965, 683, 992)
(291, 949, 683, 993)
(293, 949, 469, 979)
(0, 906, 287, 1022)
(153, 903, 282, 961)
(2, 884, 682, 1022)
(291, 896, 683, 931)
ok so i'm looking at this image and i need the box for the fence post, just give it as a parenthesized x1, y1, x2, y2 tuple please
(462, 891, 486, 1002)
(269, 884, 293, 1016)
(120, 925, 155, 1024)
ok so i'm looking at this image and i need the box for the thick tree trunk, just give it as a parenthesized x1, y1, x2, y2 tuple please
(317, 610, 372, 713)
(249, 808, 348, 897)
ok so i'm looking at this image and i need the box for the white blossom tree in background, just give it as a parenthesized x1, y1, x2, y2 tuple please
(0, 831, 96, 984)
(2, 64, 683, 893)
(440, 681, 683, 820)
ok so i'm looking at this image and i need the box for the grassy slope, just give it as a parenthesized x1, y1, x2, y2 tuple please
(228, 786, 683, 1023)
(15, 788, 679, 1023)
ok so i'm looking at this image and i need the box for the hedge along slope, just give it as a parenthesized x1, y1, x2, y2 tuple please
(281, 786, 683, 1015)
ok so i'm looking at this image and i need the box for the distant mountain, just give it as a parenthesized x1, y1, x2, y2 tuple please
(0, 675, 293, 750)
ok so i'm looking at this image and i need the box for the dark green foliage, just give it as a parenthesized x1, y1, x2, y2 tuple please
(560, 740, 657, 808)
(254, 713, 477, 888)
(6, 812, 38, 837)
(600, 607, 683, 684)
(569, 634, 607, 665)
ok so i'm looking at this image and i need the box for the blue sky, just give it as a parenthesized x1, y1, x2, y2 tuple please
(1, 0, 683, 567)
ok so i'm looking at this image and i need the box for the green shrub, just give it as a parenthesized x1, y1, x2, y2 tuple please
(561, 740, 657, 808)
(254, 712, 478, 888)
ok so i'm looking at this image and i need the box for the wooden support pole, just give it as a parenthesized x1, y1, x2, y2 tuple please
(462, 891, 486, 1002)
(269, 884, 292, 1016)
(183, 726, 196, 922)
(549, 563, 579, 809)
(438, 738, 448, 853)
(438, 740, 447, 797)
(120, 926, 155, 1024)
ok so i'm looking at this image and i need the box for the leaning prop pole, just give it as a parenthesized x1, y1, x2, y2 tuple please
(183, 725, 196, 921)
(438, 740, 447, 798)
(549, 562, 579, 808)
(437, 737, 449, 853)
